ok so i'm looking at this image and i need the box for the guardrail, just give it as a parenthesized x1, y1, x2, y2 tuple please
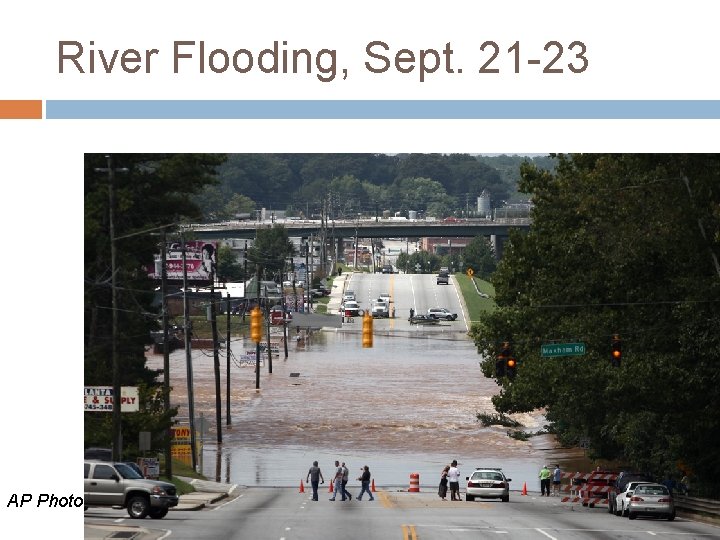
(675, 495, 720, 519)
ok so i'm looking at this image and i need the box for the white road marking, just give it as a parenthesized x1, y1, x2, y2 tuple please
(535, 529, 559, 540)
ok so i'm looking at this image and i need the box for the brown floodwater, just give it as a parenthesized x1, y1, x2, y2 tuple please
(146, 329, 595, 488)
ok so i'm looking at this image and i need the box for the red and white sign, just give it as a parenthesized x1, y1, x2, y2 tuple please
(83, 386, 139, 412)
(147, 241, 217, 281)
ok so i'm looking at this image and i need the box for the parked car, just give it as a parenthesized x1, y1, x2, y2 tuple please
(615, 481, 654, 516)
(409, 315, 439, 325)
(84, 460, 178, 519)
(342, 301, 360, 317)
(84, 447, 112, 461)
(465, 467, 511, 502)
(608, 471, 655, 514)
(427, 307, 457, 321)
(627, 483, 675, 521)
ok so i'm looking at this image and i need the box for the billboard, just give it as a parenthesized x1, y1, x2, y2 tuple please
(148, 241, 217, 281)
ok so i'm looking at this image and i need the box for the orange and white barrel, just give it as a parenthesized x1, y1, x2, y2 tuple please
(409, 473, 420, 492)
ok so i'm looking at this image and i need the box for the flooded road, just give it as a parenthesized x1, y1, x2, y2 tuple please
(146, 329, 593, 489)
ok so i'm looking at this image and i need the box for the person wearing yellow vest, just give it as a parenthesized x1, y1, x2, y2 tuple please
(539, 465, 552, 496)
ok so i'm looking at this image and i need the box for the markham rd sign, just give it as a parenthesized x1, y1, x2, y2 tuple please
(540, 343, 586, 357)
(84, 386, 139, 412)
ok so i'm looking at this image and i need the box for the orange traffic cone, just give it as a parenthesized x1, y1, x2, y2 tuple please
(299, 480, 305, 493)
(371, 479, 376, 493)
(521, 482, 528, 496)
(329, 481, 334, 493)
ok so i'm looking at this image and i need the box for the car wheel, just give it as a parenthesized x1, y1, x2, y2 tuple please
(667, 512, 676, 521)
(127, 495, 150, 519)
(502, 494, 509, 502)
(628, 512, 637, 520)
(466, 494, 474, 502)
(446, 316, 453, 321)
(149, 507, 169, 519)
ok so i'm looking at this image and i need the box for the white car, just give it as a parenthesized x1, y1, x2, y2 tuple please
(465, 468, 511, 502)
(379, 293, 391, 303)
(615, 481, 654, 516)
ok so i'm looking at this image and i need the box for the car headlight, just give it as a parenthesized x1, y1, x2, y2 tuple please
(152, 486, 168, 496)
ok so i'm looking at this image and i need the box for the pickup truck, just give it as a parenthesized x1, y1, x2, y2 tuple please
(371, 299, 389, 318)
(436, 271, 449, 285)
(84, 460, 178, 519)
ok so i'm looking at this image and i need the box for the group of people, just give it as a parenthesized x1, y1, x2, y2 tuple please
(538, 464, 562, 496)
(306, 460, 374, 502)
(438, 460, 462, 501)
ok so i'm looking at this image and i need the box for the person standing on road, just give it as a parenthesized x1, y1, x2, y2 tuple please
(539, 465, 552, 496)
(329, 460, 345, 501)
(341, 462, 353, 501)
(552, 464, 562, 496)
(438, 465, 450, 500)
(306, 461, 325, 501)
(448, 460, 461, 501)
(356, 465, 375, 501)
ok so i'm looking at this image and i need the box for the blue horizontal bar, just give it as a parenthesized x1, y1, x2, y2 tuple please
(45, 100, 720, 119)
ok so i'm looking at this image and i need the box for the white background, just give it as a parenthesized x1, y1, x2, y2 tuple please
(2, 1, 720, 535)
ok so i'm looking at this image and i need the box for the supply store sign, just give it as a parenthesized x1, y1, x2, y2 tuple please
(84, 386, 139, 412)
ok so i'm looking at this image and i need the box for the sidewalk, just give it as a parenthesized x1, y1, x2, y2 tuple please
(83, 477, 237, 540)
(326, 273, 348, 315)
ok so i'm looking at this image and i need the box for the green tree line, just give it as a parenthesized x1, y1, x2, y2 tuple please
(472, 154, 720, 488)
(194, 153, 553, 220)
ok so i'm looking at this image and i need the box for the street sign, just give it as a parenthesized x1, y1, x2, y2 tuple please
(541, 342, 586, 357)
(466, 268, 474, 277)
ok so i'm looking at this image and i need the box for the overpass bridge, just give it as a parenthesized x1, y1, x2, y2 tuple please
(185, 217, 530, 241)
(184, 217, 531, 258)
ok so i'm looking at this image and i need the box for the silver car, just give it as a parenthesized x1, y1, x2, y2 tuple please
(627, 483, 675, 520)
(465, 468, 511, 502)
(615, 481, 653, 516)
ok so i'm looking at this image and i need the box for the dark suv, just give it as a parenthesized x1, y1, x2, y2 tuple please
(608, 471, 654, 515)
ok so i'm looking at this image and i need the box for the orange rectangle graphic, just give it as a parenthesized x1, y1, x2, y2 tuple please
(0, 100, 42, 119)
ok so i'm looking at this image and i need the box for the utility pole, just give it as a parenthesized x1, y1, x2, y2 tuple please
(242, 241, 248, 322)
(282, 266, 289, 359)
(161, 231, 172, 480)
(226, 292, 231, 426)
(181, 237, 198, 470)
(265, 284, 272, 373)
(255, 264, 261, 390)
(94, 155, 127, 462)
(209, 253, 222, 444)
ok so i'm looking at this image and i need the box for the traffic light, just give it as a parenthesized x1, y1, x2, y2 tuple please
(611, 334, 622, 367)
(506, 357, 517, 380)
(362, 312, 373, 348)
(496, 341, 511, 378)
(250, 306, 263, 343)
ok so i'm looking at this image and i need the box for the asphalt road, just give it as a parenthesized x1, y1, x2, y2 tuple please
(85, 487, 720, 540)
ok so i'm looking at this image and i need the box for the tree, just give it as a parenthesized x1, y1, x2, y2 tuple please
(471, 154, 720, 484)
(462, 236, 496, 278)
(216, 244, 245, 282)
(247, 225, 295, 278)
(84, 153, 225, 455)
